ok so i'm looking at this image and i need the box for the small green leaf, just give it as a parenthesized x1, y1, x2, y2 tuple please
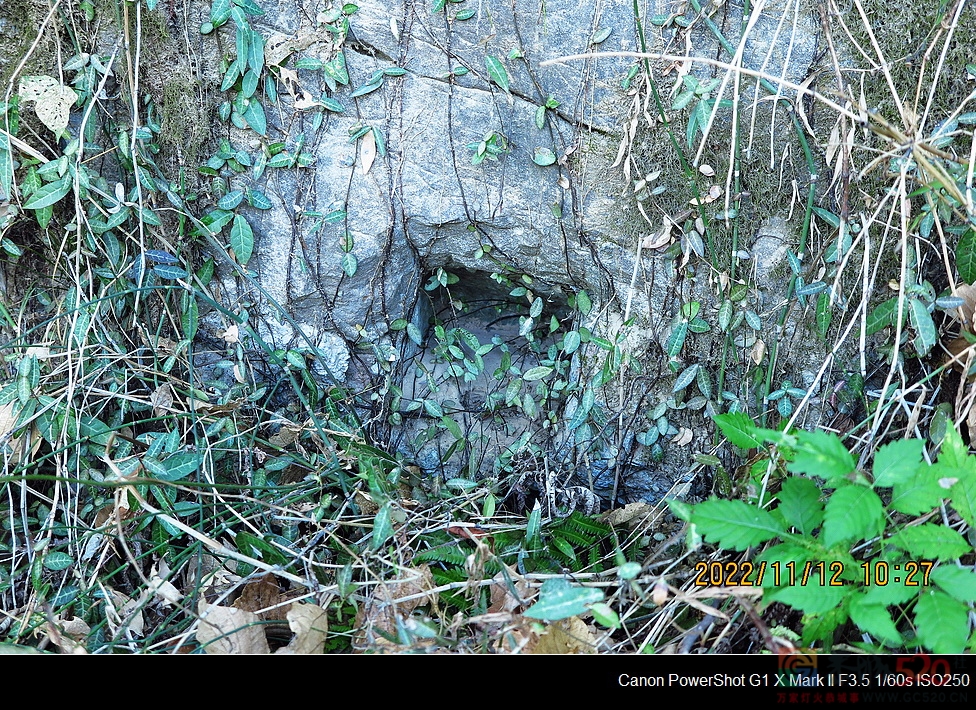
(340, 251, 358, 277)
(230, 214, 254, 266)
(909, 297, 936, 355)
(590, 27, 612, 45)
(485, 55, 510, 93)
(242, 98, 267, 135)
(816, 292, 832, 338)
(532, 147, 556, 166)
(523, 578, 604, 621)
(665, 322, 687, 357)
(370, 502, 394, 551)
(588, 602, 620, 629)
(672, 364, 699, 393)
(575, 290, 592, 315)
(43, 551, 74, 571)
(454, 8, 475, 20)
(217, 189, 245, 210)
(406, 322, 423, 345)
(523, 366, 553, 381)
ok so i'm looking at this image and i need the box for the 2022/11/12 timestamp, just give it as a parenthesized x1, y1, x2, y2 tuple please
(691, 559, 935, 587)
(861, 560, 933, 586)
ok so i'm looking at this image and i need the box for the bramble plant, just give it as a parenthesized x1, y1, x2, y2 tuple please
(674, 412, 976, 653)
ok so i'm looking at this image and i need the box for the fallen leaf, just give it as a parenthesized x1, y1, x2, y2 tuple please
(354, 565, 437, 649)
(698, 163, 715, 177)
(19, 75, 77, 136)
(150, 383, 174, 417)
(197, 603, 270, 654)
(672, 427, 693, 446)
(275, 603, 329, 654)
(528, 617, 597, 654)
(233, 573, 288, 621)
(218, 323, 239, 344)
(600, 501, 655, 527)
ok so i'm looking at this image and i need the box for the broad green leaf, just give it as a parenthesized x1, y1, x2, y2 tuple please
(822, 485, 884, 547)
(370, 502, 394, 551)
(230, 214, 254, 266)
(573, 291, 592, 317)
(568, 387, 594, 431)
(848, 597, 903, 646)
(776, 476, 823, 535)
(789, 430, 856, 483)
(914, 589, 968, 653)
(485, 55, 510, 93)
(431, 0, 446, 11)
(340, 251, 357, 277)
(406, 322, 422, 345)
(523, 366, 553, 381)
(153, 264, 189, 280)
(865, 296, 904, 335)
(815, 292, 831, 338)
(872, 438, 924, 487)
(23, 176, 71, 210)
(690, 498, 785, 550)
(908, 297, 936, 355)
(217, 189, 245, 210)
(532, 147, 556, 166)
(423, 399, 443, 417)
(242, 98, 267, 135)
(956, 228, 976, 284)
(210, 0, 232, 25)
(441, 415, 463, 440)
(665, 321, 687, 357)
(950, 475, 976, 529)
(672, 364, 699, 393)
(523, 578, 603, 621)
(43, 552, 74, 571)
(562, 330, 580, 354)
(930, 566, 976, 602)
(889, 465, 946, 515)
(246, 188, 272, 209)
(714, 411, 761, 449)
(886, 523, 971, 560)
(163, 452, 201, 481)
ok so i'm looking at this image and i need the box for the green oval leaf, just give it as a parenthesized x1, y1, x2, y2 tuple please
(230, 214, 254, 266)
(485, 55, 510, 93)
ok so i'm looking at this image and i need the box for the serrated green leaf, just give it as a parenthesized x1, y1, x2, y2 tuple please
(765, 574, 847, 614)
(485, 55, 510, 93)
(776, 477, 823, 535)
(789, 430, 856, 483)
(930, 566, 976, 602)
(872, 438, 924, 487)
(690, 498, 786, 550)
(523, 578, 603, 621)
(230, 214, 254, 266)
(887, 523, 970, 560)
(714, 411, 761, 449)
(914, 589, 968, 653)
(848, 597, 903, 646)
(822, 485, 884, 547)
(889, 465, 946, 515)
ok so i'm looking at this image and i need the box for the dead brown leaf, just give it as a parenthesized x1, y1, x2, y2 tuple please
(274, 603, 329, 654)
(233, 573, 289, 622)
(600, 501, 655, 528)
(150, 383, 174, 417)
(529, 617, 598, 654)
(197, 603, 270, 654)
